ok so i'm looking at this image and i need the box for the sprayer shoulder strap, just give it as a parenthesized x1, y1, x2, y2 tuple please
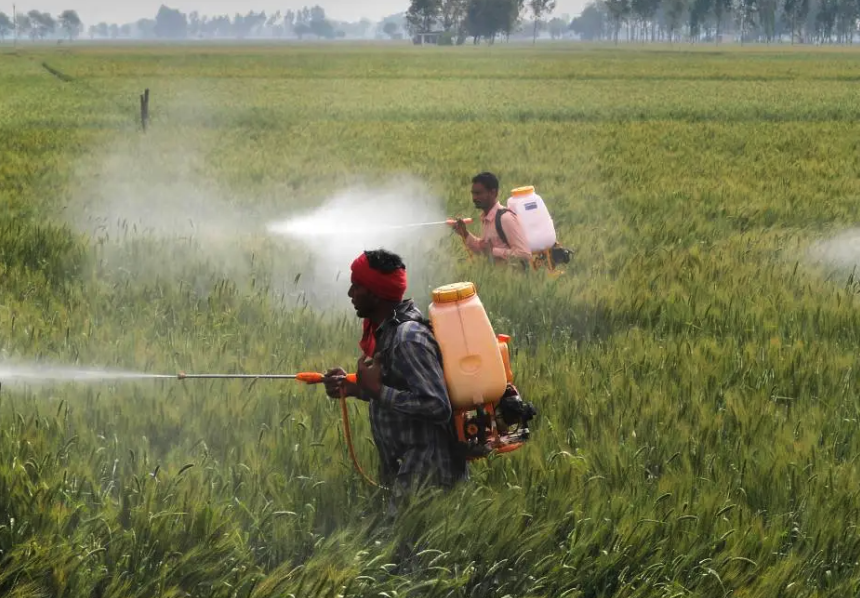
(494, 208, 513, 247)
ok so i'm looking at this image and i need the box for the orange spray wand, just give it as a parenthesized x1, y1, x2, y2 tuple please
(176, 370, 382, 488)
(176, 371, 356, 383)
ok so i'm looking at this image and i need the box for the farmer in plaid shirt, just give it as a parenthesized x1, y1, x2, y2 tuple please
(323, 249, 468, 504)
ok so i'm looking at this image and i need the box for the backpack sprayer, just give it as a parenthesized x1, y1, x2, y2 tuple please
(175, 281, 537, 489)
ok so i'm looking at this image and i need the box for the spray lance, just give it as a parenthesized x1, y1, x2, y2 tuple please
(175, 369, 382, 488)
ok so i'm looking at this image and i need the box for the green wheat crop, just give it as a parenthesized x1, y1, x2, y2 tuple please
(2, 42, 860, 597)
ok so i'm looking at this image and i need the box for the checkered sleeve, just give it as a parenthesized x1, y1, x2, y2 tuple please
(375, 323, 452, 424)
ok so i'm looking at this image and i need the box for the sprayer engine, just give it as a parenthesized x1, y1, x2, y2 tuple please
(455, 384, 537, 461)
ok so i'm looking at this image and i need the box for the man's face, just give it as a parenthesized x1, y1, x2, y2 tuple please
(348, 282, 377, 318)
(471, 182, 498, 212)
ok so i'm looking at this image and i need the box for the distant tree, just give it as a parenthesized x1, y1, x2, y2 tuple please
(548, 16, 567, 36)
(16, 12, 32, 40)
(569, 1, 608, 39)
(294, 7, 311, 38)
(465, 0, 519, 43)
(136, 18, 157, 38)
(188, 11, 201, 37)
(109, 23, 119, 38)
(814, 0, 837, 42)
(0, 12, 13, 41)
(734, 0, 757, 43)
(154, 5, 187, 39)
(783, 0, 808, 41)
(758, 0, 778, 41)
(96, 22, 109, 37)
(58, 10, 82, 40)
(28, 10, 55, 39)
(383, 21, 400, 37)
(407, 0, 442, 33)
(233, 11, 266, 38)
(283, 9, 296, 35)
(440, 0, 468, 30)
(357, 18, 373, 36)
(663, 0, 686, 42)
(603, 0, 629, 42)
(310, 5, 327, 23)
(835, 0, 856, 42)
(689, 0, 710, 40)
(120, 23, 131, 37)
(504, 0, 526, 40)
(712, 0, 732, 42)
(529, 0, 556, 42)
(310, 18, 335, 38)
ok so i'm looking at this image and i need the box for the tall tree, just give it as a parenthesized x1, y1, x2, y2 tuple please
(27, 10, 55, 39)
(758, 0, 778, 41)
(712, 0, 732, 42)
(407, 0, 442, 33)
(734, 0, 757, 42)
(59, 10, 82, 40)
(689, 0, 711, 40)
(604, 0, 629, 42)
(529, 0, 557, 42)
(154, 5, 187, 38)
(440, 0, 468, 31)
(662, 0, 687, 43)
(383, 21, 400, 37)
(569, 1, 608, 39)
(632, 0, 659, 41)
(16, 12, 32, 40)
(188, 11, 201, 37)
(548, 16, 567, 36)
(0, 12, 13, 41)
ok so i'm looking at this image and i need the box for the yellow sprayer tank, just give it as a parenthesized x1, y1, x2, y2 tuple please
(429, 282, 508, 410)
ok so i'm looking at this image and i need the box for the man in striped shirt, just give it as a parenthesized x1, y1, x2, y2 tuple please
(323, 249, 467, 505)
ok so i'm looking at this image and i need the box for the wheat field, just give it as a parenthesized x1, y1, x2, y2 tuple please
(3, 42, 860, 597)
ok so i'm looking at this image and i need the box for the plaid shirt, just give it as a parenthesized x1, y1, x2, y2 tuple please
(360, 300, 468, 491)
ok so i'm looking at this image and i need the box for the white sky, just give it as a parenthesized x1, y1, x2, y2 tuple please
(7, 0, 588, 24)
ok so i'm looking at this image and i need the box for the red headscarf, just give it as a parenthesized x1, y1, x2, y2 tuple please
(350, 252, 407, 357)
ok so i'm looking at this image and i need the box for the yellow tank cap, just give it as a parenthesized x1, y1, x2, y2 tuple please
(511, 186, 534, 197)
(432, 282, 477, 304)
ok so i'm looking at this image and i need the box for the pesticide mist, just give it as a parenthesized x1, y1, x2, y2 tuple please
(266, 177, 455, 310)
(0, 362, 173, 385)
(65, 119, 456, 314)
(807, 228, 860, 272)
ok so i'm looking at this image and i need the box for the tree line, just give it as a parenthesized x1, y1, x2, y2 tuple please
(569, 0, 859, 43)
(0, 4, 394, 42)
(405, 0, 563, 43)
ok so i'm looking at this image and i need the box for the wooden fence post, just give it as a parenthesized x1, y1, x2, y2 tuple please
(140, 88, 150, 131)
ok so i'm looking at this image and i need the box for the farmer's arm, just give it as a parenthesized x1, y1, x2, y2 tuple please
(453, 219, 486, 255)
(375, 326, 452, 424)
(494, 212, 532, 261)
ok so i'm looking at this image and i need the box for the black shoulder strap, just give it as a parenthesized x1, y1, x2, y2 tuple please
(495, 208, 511, 247)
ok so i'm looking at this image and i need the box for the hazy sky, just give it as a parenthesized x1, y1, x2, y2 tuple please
(12, 0, 588, 25)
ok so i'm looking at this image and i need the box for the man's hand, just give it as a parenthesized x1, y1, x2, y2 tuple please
(356, 355, 383, 399)
(323, 367, 360, 399)
(451, 218, 469, 239)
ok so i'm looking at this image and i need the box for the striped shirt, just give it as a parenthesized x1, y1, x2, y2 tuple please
(361, 300, 468, 492)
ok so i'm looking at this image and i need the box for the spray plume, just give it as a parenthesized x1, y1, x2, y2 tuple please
(66, 119, 458, 314)
(0, 363, 173, 385)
